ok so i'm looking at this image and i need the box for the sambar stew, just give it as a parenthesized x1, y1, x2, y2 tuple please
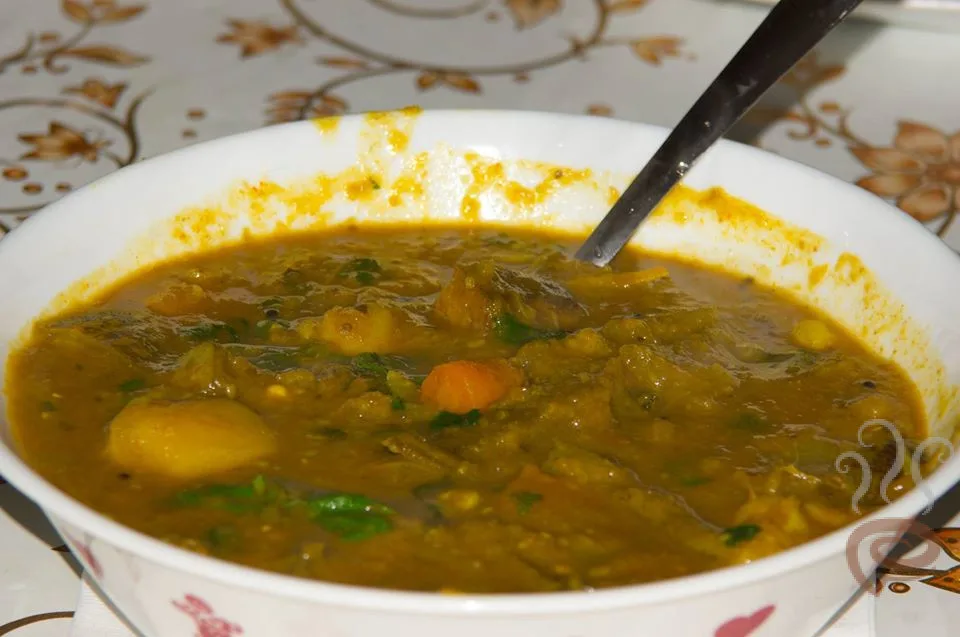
(8, 226, 924, 593)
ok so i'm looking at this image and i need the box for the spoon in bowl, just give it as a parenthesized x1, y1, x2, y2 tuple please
(575, 0, 864, 268)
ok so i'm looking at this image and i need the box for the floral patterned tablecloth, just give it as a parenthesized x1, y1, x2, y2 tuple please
(2, 1, 960, 635)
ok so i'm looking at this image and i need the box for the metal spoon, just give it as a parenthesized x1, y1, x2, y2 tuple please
(575, 0, 864, 267)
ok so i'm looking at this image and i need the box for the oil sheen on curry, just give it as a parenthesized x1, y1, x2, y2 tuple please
(8, 225, 924, 593)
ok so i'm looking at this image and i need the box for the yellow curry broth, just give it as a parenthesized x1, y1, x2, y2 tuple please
(8, 225, 924, 593)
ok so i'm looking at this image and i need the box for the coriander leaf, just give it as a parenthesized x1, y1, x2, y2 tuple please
(340, 258, 381, 275)
(205, 524, 240, 551)
(430, 409, 481, 431)
(391, 396, 406, 411)
(177, 483, 255, 502)
(254, 318, 288, 339)
(351, 353, 414, 388)
(306, 492, 395, 541)
(315, 512, 392, 541)
(175, 479, 397, 542)
(493, 313, 565, 345)
(513, 491, 543, 515)
(722, 524, 761, 547)
(338, 258, 382, 286)
(118, 378, 146, 393)
(730, 412, 769, 432)
(172, 475, 278, 513)
(182, 321, 239, 343)
(352, 353, 388, 379)
(306, 493, 394, 516)
(173, 482, 260, 512)
(309, 426, 347, 440)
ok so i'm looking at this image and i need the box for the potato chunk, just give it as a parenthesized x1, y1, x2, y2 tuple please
(791, 319, 836, 351)
(298, 304, 398, 355)
(106, 398, 276, 480)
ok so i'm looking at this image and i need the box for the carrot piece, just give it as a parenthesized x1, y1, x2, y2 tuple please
(420, 359, 516, 414)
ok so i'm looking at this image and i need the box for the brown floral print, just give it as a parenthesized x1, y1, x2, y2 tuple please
(852, 122, 960, 223)
(504, 0, 561, 29)
(266, 91, 347, 124)
(608, 0, 649, 11)
(0, 81, 150, 218)
(59, 45, 148, 67)
(217, 20, 302, 58)
(587, 103, 613, 116)
(271, 0, 688, 125)
(743, 53, 851, 143)
(630, 37, 684, 66)
(779, 54, 845, 92)
(18, 122, 110, 163)
(63, 0, 146, 23)
(0, 0, 149, 75)
(743, 54, 959, 236)
(416, 72, 482, 93)
(63, 78, 127, 109)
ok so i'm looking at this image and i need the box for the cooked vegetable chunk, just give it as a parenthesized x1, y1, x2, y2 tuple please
(564, 267, 669, 301)
(106, 398, 276, 480)
(420, 359, 519, 413)
(434, 262, 585, 333)
(299, 304, 399, 355)
(791, 318, 836, 351)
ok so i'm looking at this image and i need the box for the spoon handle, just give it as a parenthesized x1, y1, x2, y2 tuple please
(575, 0, 864, 267)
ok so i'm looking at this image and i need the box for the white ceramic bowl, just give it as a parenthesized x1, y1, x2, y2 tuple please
(1, 110, 959, 637)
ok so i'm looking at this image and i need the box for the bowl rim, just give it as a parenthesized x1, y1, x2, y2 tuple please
(2, 108, 959, 615)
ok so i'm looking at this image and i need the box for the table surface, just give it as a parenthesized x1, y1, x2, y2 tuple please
(2, 1, 960, 634)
